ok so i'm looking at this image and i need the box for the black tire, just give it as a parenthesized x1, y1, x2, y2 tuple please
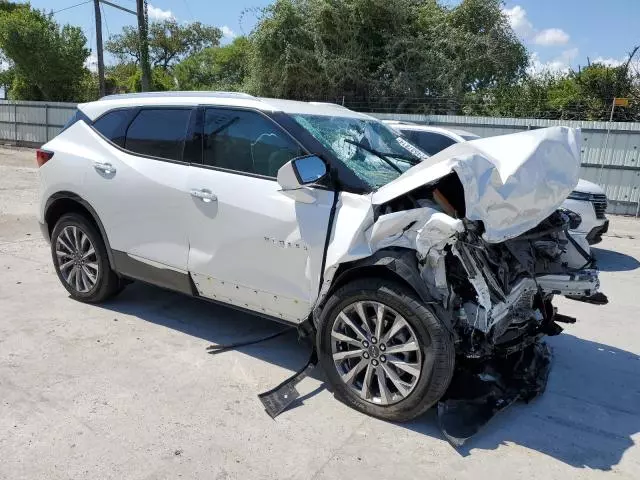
(50, 213, 124, 303)
(317, 278, 455, 422)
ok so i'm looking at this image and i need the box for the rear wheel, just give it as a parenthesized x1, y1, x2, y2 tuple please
(317, 278, 455, 422)
(51, 213, 124, 303)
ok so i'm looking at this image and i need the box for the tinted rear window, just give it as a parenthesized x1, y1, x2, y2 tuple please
(92, 109, 137, 147)
(401, 130, 457, 155)
(124, 109, 192, 161)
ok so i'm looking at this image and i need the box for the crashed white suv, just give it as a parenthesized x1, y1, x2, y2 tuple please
(38, 92, 606, 426)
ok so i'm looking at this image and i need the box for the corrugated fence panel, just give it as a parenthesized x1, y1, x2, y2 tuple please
(0, 100, 77, 145)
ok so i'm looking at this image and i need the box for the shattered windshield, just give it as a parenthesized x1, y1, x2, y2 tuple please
(291, 114, 428, 188)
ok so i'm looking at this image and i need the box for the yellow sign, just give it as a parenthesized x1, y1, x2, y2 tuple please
(614, 98, 630, 107)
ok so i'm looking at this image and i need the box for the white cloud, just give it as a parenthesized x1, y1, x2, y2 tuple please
(592, 56, 624, 67)
(220, 25, 237, 40)
(527, 48, 578, 75)
(503, 5, 569, 46)
(533, 28, 569, 46)
(85, 53, 98, 73)
(147, 3, 174, 21)
(503, 6, 534, 38)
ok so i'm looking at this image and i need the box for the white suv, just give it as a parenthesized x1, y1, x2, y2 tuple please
(38, 92, 605, 423)
(383, 121, 609, 246)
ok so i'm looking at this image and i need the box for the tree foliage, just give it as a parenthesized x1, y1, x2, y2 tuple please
(0, 0, 637, 121)
(465, 48, 640, 121)
(0, 4, 89, 101)
(106, 20, 222, 70)
(174, 37, 252, 91)
(248, 0, 527, 106)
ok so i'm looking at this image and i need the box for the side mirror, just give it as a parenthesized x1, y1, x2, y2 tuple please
(276, 155, 328, 203)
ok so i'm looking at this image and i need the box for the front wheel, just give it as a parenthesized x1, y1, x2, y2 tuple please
(317, 278, 455, 422)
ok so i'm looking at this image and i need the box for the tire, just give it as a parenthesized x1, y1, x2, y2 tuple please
(317, 278, 455, 422)
(50, 213, 124, 303)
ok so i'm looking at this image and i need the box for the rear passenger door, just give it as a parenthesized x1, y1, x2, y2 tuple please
(186, 107, 334, 323)
(85, 107, 196, 276)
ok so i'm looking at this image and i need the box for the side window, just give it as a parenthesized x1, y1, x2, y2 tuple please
(125, 109, 192, 161)
(61, 109, 90, 132)
(203, 108, 304, 177)
(402, 130, 457, 155)
(92, 109, 137, 147)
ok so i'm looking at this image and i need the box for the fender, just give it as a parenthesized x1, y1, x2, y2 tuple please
(44, 191, 116, 270)
(313, 248, 455, 333)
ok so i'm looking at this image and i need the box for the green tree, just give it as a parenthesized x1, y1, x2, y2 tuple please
(174, 37, 252, 90)
(0, 5, 89, 101)
(464, 46, 639, 121)
(106, 63, 174, 93)
(106, 20, 222, 70)
(248, 0, 527, 110)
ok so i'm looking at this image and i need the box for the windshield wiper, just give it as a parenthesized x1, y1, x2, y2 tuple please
(343, 139, 418, 173)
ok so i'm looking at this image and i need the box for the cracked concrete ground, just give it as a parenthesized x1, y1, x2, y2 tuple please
(0, 146, 639, 479)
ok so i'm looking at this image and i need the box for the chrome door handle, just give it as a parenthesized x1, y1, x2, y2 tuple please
(190, 188, 217, 203)
(94, 162, 115, 174)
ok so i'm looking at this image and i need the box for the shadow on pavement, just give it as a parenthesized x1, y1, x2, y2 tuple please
(99, 283, 639, 471)
(592, 247, 640, 272)
(402, 333, 640, 470)
(98, 282, 326, 397)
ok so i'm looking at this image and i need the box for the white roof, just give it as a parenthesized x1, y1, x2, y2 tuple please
(78, 91, 374, 120)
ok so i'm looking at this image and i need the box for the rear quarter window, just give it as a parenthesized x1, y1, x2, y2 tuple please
(61, 109, 90, 132)
(124, 108, 192, 161)
(92, 109, 138, 147)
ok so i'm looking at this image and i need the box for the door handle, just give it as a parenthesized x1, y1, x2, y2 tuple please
(94, 162, 115, 175)
(190, 188, 217, 203)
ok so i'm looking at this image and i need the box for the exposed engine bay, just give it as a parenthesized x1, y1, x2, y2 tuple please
(373, 172, 606, 358)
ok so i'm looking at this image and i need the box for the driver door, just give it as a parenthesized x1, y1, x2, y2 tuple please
(186, 107, 334, 323)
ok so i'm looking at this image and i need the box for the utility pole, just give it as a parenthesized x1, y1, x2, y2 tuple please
(95, 1, 148, 94)
(136, 0, 151, 92)
(93, 0, 106, 97)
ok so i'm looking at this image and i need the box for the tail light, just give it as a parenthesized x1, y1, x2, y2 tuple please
(36, 149, 54, 167)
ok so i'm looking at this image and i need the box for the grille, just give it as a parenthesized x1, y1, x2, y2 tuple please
(590, 194, 608, 219)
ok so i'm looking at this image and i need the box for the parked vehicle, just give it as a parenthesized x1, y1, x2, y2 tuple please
(383, 121, 609, 246)
(38, 92, 605, 423)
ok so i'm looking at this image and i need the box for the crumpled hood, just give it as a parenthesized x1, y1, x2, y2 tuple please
(372, 126, 582, 243)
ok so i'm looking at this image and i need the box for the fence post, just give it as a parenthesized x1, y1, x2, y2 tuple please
(13, 102, 17, 144)
(44, 104, 49, 142)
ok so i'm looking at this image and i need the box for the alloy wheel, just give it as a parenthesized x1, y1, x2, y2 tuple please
(331, 301, 424, 405)
(55, 225, 99, 293)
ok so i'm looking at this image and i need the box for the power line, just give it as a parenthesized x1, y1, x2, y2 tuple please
(101, 3, 111, 38)
(52, 0, 92, 15)
(181, 0, 195, 22)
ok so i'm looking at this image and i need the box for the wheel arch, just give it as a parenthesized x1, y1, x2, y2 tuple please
(314, 248, 454, 333)
(44, 192, 115, 270)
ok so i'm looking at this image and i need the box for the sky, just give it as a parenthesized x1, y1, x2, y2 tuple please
(20, 0, 640, 73)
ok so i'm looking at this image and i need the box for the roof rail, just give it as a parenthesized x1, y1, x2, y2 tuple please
(100, 91, 256, 101)
(308, 101, 350, 109)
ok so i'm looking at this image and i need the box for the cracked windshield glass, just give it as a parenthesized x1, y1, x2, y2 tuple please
(292, 114, 428, 188)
